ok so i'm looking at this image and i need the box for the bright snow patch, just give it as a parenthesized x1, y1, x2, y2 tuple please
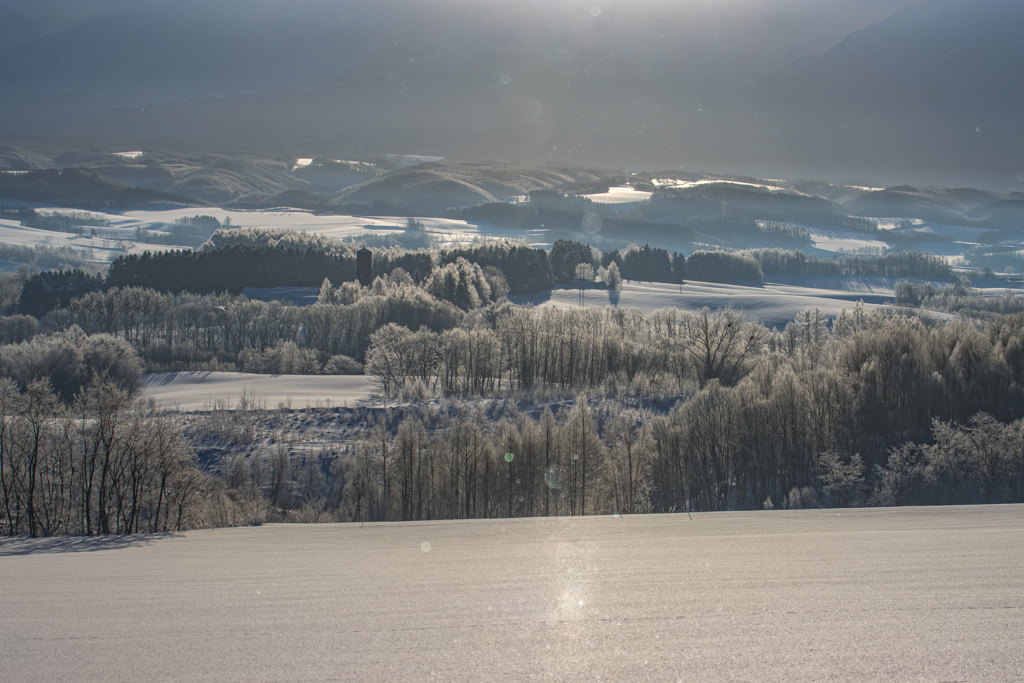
(385, 154, 445, 167)
(651, 178, 788, 193)
(803, 226, 889, 254)
(139, 372, 375, 411)
(0, 219, 189, 260)
(113, 151, 144, 160)
(511, 279, 903, 329)
(293, 158, 314, 169)
(581, 186, 653, 204)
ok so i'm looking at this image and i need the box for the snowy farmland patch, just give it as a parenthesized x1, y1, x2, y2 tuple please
(1, 506, 1022, 681)
(802, 226, 890, 254)
(651, 178, 788, 193)
(513, 279, 895, 328)
(581, 186, 653, 204)
(115, 208, 544, 246)
(0, 219, 188, 261)
(139, 372, 375, 410)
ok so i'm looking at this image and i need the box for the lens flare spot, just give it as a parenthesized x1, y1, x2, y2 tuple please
(421, 541, 432, 553)
(581, 212, 602, 235)
(504, 452, 514, 462)
(544, 466, 562, 489)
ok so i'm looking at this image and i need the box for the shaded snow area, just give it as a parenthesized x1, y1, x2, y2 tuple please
(762, 274, 944, 295)
(2, 506, 1022, 681)
(802, 226, 889, 254)
(514, 279, 897, 329)
(139, 372, 374, 410)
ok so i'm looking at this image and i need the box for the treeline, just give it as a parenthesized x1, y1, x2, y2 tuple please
(193, 359, 1024, 526)
(134, 214, 223, 248)
(747, 248, 953, 279)
(19, 231, 956, 316)
(0, 205, 109, 234)
(56, 281, 464, 372)
(895, 279, 1024, 316)
(341, 305, 1024, 515)
(0, 243, 100, 274)
(327, 401, 1023, 520)
(0, 379, 211, 536)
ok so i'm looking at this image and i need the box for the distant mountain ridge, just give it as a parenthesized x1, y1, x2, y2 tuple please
(1, 0, 1022, 190)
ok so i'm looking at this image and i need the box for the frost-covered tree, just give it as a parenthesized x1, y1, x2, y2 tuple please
(606, 261, 622, 291)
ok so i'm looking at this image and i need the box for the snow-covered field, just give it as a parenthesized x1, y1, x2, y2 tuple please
(802, 225, 889, 254)
(0, 219, 191, 259)
(0, 201, 1015, 269)
(0, 205, 552, 264)
(513, 279, 896, 328)
(2, 505, 1021, 681)
(97, 208, 546, 248)
(581, 186, 653, 204)
(139, 372, 375, 411)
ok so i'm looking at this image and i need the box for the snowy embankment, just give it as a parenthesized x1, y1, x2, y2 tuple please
(139, 371, 375, 410)
(1, 506, 1022, 681)
(514, 278, 898, 329)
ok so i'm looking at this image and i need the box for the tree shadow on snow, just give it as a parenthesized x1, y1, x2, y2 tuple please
(0, 533, 182, 556)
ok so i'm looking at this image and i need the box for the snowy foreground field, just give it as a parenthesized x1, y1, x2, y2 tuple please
(2, 506, 1022, 681)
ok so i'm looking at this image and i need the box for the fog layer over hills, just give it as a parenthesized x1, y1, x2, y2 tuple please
(1, 0, 1022, 190)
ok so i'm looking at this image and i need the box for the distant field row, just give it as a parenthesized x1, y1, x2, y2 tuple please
(0, 202, 1012, 268)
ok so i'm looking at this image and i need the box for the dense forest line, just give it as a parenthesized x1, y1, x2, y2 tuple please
(200, 392, 1023, 526)
(16, 233, 955, 317)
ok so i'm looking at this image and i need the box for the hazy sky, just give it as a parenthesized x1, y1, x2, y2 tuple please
(2, 0, 1021, 189)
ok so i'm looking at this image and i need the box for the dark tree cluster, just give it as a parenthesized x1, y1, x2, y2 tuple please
(440, 243, 551, 293)
(746, 248, 953, 279)
(686, 251, 763, 282)
(0, 206, 108, 234)
(0, 379, 211, 537)
(105, 246, 359, 295)
(18, 269, 104, 317)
